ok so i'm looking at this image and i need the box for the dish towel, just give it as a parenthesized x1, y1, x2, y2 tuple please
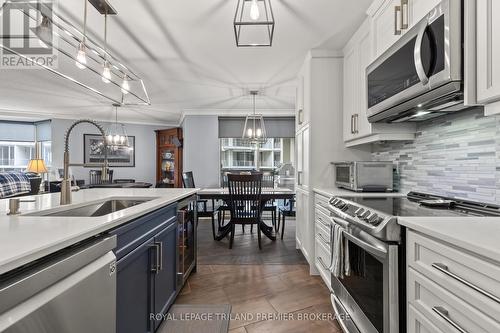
(331, 224, 344, 278)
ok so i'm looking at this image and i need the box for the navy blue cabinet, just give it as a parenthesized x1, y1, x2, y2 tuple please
(111, 204, 178, 333)
(152, 221, 178, 330)
(116, 237, 155, 333)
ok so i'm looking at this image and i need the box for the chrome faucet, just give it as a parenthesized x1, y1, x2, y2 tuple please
(60, 119, 109, 205)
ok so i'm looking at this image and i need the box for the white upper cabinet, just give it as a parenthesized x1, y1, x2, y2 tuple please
(477, 0, 500, 114)
(369, 0, 441, 58)
(296, 65, 311, 131)
(408, 0, 442, 28)
(342, 18, 416, 147)
(370, 0, 405, 58)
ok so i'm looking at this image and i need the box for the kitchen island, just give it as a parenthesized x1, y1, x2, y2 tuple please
(0, 188, 198, 333)
(0, 188, 197, 274)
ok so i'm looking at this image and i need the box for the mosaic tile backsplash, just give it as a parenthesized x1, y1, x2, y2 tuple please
(371, 108, 500, 204)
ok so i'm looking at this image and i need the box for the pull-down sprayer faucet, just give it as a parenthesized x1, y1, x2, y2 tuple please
(60, 119, 109, 205)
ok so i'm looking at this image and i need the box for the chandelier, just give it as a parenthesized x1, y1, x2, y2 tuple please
(106, 103, 130, 150)
(234, 0, 275, 47)
(0, 0, 150, 106)
(242, 91, 267, 144)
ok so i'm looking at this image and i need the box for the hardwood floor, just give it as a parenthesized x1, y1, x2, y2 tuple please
(174, 216, 341, 333)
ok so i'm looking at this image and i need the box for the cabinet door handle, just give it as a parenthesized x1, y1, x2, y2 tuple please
(350, 115, 354, 134)
(317, 217, 331, 229)
(401, 0, 409, 30)
(432, 263, 500, 304)
(317, 233, 331, 246)
(297, 171, 302, 186)
(150, 243, 161, 273)
(157, 241, 163, 271)
(298, 109, 304, 125)
(394, 6, 402, 35)
(317, 257, 329, 270)
(355, 114, 359, 134)
(432, 306, 468, 333)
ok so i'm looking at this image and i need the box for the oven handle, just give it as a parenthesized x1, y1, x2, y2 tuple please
(342, 230, 387, 258)
(414, 17, 430, 85)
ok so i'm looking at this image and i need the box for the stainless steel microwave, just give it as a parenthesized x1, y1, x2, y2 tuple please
(366, 0, 470, 123)
(334, 161, 393, 192)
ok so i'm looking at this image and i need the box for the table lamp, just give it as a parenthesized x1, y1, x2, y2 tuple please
(27, 158, 48, 193)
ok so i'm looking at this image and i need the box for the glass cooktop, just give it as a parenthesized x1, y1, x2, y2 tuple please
(338, 194, 500, 218)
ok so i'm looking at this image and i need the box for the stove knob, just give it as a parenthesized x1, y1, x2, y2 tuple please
(361, 210, 371, 219)
(335, 200, 345, 208)
(354, 208, 365, 216)
(367, 214, 379, 224)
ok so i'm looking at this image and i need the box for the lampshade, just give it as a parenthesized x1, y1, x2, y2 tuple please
(27, 159, 48, 174)
(106, 104, 130, 151)
(234, 0, 275, 47)
(242, 91, 267, 144)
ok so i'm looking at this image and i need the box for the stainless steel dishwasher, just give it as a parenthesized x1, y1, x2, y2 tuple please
(0, 235, 117, 333)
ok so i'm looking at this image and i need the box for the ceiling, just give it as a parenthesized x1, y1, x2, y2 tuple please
(0, 0, 371, 125)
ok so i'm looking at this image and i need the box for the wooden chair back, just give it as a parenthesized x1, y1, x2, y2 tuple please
(227, 173, 263, 222)
(182, 171, 196, 188)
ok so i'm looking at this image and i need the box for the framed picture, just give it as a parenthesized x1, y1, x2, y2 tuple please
(83, 134, 135, 167)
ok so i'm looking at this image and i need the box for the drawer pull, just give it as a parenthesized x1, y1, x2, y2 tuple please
(317, 257, 329, 271)
(432, 306, 468, 333)
(432, 263, 500, 304)
(317, 233, 331, 246)
(317, 217, 331, 228)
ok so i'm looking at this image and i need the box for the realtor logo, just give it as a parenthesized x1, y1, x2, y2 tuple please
(0, 0, 58, 69)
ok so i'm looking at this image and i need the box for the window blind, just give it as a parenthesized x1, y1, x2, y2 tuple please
(218, 117, 295, 138)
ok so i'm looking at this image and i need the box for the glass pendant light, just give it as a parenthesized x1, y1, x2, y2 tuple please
(106, 104, 130, 151)
(101, 11, 111, 83)
(31, 4, 52, 48)
(242, 91, 267, 144)
(121, 74, 130, 94)
(250, 0, 260, 20)
(75, 0, 87, 69)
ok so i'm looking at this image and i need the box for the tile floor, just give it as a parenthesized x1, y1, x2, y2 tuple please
(173, 216, 341, 333)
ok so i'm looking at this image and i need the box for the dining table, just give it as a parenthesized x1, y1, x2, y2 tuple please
(197, 187, 295, 241)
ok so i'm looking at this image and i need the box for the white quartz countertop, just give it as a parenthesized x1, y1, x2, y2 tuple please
(313, 187, 406, 198)
(399, 217, 500, 262)
(0, 188, 198, 275)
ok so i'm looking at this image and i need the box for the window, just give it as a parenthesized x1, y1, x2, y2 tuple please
(220, 138, 295, 188)
(0, 142, 35, 172)
(41, 141, 52, 167)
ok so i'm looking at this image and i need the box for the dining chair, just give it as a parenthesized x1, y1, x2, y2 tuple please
(260, 171, 277, 229)
(217, 171, 232, 230)
(182, 171, 218, 240)
(277, 198, 296, 240)
(227, 173, 263, 249)
(89, 169, 113, 185)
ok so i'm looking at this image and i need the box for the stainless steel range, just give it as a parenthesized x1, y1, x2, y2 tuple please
(328, 191, 500, 333)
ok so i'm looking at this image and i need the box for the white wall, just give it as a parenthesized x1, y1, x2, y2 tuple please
(182, 115, 220, 188)
(51, 119, 167, 184)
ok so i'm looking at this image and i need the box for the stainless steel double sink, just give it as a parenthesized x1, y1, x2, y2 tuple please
(28, 198, 155, 217)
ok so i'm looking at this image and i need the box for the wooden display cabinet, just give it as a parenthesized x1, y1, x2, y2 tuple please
(155, 128, 183, 188)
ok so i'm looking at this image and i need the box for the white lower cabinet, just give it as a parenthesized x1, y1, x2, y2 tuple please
(314, 193, 332, 288)
(407, 230, 500, 333)
(408, 304, 444, 333)
(295, 187, 310, 261)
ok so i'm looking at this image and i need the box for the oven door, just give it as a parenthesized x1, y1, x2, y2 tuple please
(331, 225, 399, 333)
(366, 0, 461, 121)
